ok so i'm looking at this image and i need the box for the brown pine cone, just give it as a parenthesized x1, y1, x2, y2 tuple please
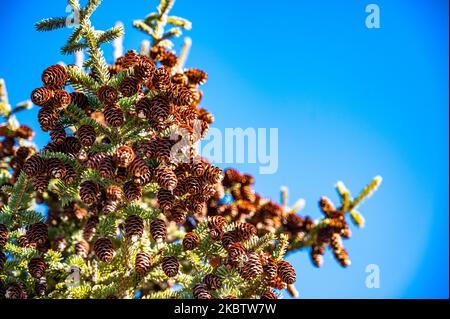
(135, 252, 152, 276)
(123, 181, 142, 202)
(122, 50, 140, 69)
(155, 167, 178, 191)
(310, 244, 325, 267)
(128, 157, 150, 178)
(86, 152, 108, 169)
(35, 277, 47, 297)
(124, 215, 144, 240)
(264, 258, 278, 279)
(161, 256, 179, 277)
(0, 251, 5, 270)
(70, 92, 89, 109)
(53, 235, 67, 252)
(235, 222, 257, 241)
(97, 85, 118, 104)
(153, 66, 171, 92)
(157, 189, 175, 211)
(0, 224, 8, 248)
(134, 56, 156, 80)
(93, 237, 115, 262)
(261, 290, 278, 299)
(23, 155, 47, 176)
(77, 125, 96, 146)
(18, 234, 35, 248)
(32, 174, 50, 193)
(49, 124, 66, 143)
(319, 196, 335, 215)
(169, 205, 187, 224)
(75, 239, 90, 258)
(98, 155, 116, 179)
(118, 76, 141, 97)
(62, 163, 77, 184)
(47, 158, 67, 179)
(106, 185, 124, 202)
(5, 283, 27, 299)
(113, 145, 135, 168)
(149, 218, 166, 243)
(79, 181, 101, 205)
(83, 216, 99, 241)
(27, 222, 48, 246)
(15, 125, 34, 140)
(182, 232, 200, 251)
(41, 64, 68, 88)
(227, 242, 247, 263)
(184, 68, 208, 86)
(277, 261, 296, 284)
(241, 253, 263, 280)
(28, 257, 47, 279)
(103, 104, 124, 127)
(203, 274, 222, 290)
(221, 230, 239, 249)
(31, 87, 54, 106)
(203, 165, 223, 184)
(52, 89, 71, 109)
(63, 136, 82, 155)
(192, 283, 211, 299)
(208, 216, 227, 231)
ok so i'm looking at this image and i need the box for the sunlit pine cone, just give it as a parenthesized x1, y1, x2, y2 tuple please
(235, 222, 257, 241)
(150, 218, 166, 243)
(135, 252, 152, 276)
(42, 64, 68, 88)
(28, 257, 47, 279)
(261, 290, 278, 299)
(27, 222, 48, 246)
(128, 157, 151, 178)
(182, 232, 200, 251)
(171, 85, 195, 106)
(49, 124, 66, 143)
(97, 85, 118, 104)
(18, 234, 35, 248)
(240, 185, 256, 203)
(161, 256, 179, 278)
(103, 199, 118, 215)
(63, 136, 82, 156)
(70, 92, 89, 110)
(62, 163, 77, 184)
(146, 95, 170, 124)
(192, 283, 211, 300)
(184, 68, 208, 86)
(31, 87, 54, 106)
(98, 155, 116, 179)
(86, 152, 108, 170)
(83, 216, 99, 241)
(52, 89, 71, 109)
(241, 252, 263, 280)
(169, 205, 187, 224)
(47, 158, 66, 179)
(153, 66, 171, 92)
(203, 274, 222, 290)
(192, 161, 207, 177)
(76, 125, 96, 147)
(123, 181, 142, 202)
(122, 50, 140, 69)
(5, 283, 27, 299)
(134, 56, 156, 80)
(172, 72, 188, 85)
(15, 125, 34, 140)
(79, 181, 101, 205)
(38, 107, 58, 132)
(75, 239, 90, 258)
(103, 104, 124, 127)
(31, 174, 50, 193)
(159, 50, 178, 68)
(221, 230, 239, 249)
(35, 277, 47, 297)
(203, 165, 224, 184)
(0, 224, 8, 248)
(113, 145, 135, 168)
(277, 261, 296, 284)
(157, 189, 175, 211)
(269, 276, 287, 290)
(53, 235, 67, 252)
(155, 167, 178, 191)
(124, 215, 144, 240)
(106, 185, 124, 202)
(264, 258, 278, 279)
(118, 76, 141, 97)
(135, 96, 152, 119)
(227, 242, 247, 263)
(93, 237, 115, 262)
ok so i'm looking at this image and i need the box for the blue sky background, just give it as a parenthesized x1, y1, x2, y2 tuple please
(0, 0, 448, 298)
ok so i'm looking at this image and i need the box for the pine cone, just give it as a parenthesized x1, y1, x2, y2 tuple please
(27, 222, 48, 246)
(47, 158, 67, 179)
(0, 251, 5, 270)
(98, 155, 116, 179)
(18, 234, 35, 248)
(70, 92, 88, 109)
(93, 237, 115, 262)
(171, 85, 195, 106)
(184, 68, 208, 86)
(62, 163, 77, 184)
(161, 256, 179, 277)
(83, 216, 99, 241)
(192, 283, 211, 299)
(31, 87, 54, 106)
(0, 224, 8, 248)
(5, 283, 27, 299)
(122, 50, 140, 69)
(169, 205, 187, 224)
(261, 290, 278, 299)
(150, 218, 166, 243)
(319, 196, 335, 216)
(49, 124, 66, 143)
(235, 222, 257, 241)
(77, 125, 96, 146)
(182, 232, 200, 251)
(103, 104, 124, 127)
(155, 167, 178, 191)
(15, 125, 35, 139)
(241, 253, 263, 280)
(106, 185, 124, 202)
(227, 242, 247, 263)
(75, 239, 90, 258)
(203, 274, 222, 290)
(28, 257, 47, 279)
(135, 252, 152, 276)
(221, 230, 239, 249)
(79, 181, 101, 205)
(118, 76, 141, 97)
(124, 215, 144, 240)
(63, 136, 82, 155)
(113, 145, 135, 168)
(277, 261, 296, 284)
(153, 66, 171, 92)
(31, 174, 50, 193)
(41, 64, 68, 88)
(203, 165, 223, 184)
(52, 89, 71, 109)
(35, 277, 47, 297)
(310, 245, 325, 267)
(134, 56, 156, 80)
(53, 235, 67, 252)
(123, 181, 142, 202)
(23, 154, 47, 176)
(264, 258, 278, 279)
(157, 189, 175, 211)
(97, 85, 118, 104)
(128, 157, 151, 178)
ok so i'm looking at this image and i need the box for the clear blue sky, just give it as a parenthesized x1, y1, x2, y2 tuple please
(0, 0, 448, 298)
